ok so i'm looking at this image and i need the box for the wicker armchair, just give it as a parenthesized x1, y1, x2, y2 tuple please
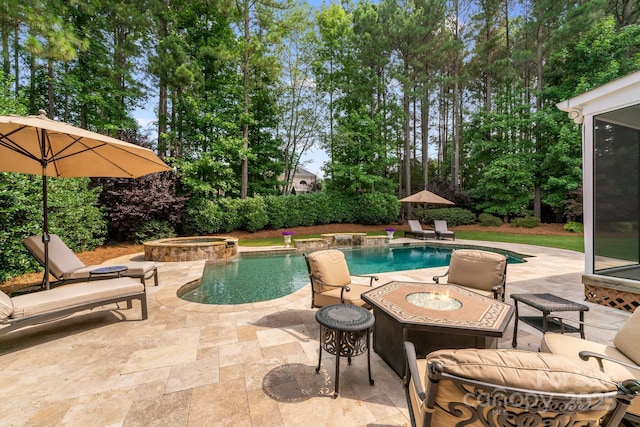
(403, 342, 640, 427)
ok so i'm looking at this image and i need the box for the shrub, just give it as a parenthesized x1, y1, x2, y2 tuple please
(218, 198, 243, 232)
(479, 213, 502, 227)
(418, 207, 476, 226)
(183, 197, 224, 235)
(132, 220, 176, 243)
(511, 216, 539, 228)
(355, 192, 400, 224)
(564, 222, 584, 233)
(240, 196, 269, 232)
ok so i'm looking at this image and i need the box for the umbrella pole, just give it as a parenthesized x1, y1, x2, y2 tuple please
(42, 172, 50, 290)
(40, 124, 50, 290)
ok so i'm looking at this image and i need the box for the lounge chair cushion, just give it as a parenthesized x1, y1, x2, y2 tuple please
(23, 234, 157, 282)
(614, 308, 640, 365)
(541, 332, 640, 417)
(447, 250, 506, 292)
(414, 348, 617, 426)
(307, 250, 352, 292)
(0, 291, 14, 320)
(64, 262, 157, 281)
(10, 278, 144, 319)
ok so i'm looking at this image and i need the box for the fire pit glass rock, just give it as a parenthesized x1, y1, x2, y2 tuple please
(406, 292, 462, 311)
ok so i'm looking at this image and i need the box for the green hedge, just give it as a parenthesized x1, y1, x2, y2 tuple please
(414, 207, 476, 226)
(184, 191, 401, 235)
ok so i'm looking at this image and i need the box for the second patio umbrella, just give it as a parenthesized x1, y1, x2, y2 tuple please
(0, 111, 172, 289)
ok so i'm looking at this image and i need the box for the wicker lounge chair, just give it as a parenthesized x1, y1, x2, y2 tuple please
(434, 220, 454, 240)
(432, 249, 507, 300)
(0, 277, 147, 335)
(403, 341, 640, 427)
(405, 220, 436, 240)
(304, 249, 378, 308)
(24, 234, 158, 287)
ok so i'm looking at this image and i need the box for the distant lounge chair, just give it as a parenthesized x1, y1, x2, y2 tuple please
(405, 220, 436, 240)
(23, 235, 158, 287)
(434, 220, 455, 240)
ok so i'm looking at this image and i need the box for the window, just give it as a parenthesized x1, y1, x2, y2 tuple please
(593, 106, 640, 279)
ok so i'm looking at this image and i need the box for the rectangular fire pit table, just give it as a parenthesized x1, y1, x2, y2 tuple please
(361, 281, 514, 377)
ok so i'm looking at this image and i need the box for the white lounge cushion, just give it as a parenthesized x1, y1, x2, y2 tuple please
(0, 291, 14, 320)
(10, 278, 144, 319)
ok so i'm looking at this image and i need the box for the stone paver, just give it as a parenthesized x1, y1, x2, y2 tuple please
(0, 239, 630, 426)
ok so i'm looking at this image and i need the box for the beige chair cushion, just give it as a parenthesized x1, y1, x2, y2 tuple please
(614, 308, 640, 365)
(447, 250, 506, 291)
(24, 234, 156, 281)
(65, 262, 157, 280)
(313, 284, 372, 308)
(542, 332, 640, 417)
(307, 250, 352, 293)
(10, 278, 144, 319)
(24, 234, 85, 279)
(424, 348, 617, 425)
(0, 291, 14, 320)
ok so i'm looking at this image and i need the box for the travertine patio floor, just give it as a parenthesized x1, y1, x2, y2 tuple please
(0, 239, 631, 426)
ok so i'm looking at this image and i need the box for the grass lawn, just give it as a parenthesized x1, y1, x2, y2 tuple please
(240, 231, 585, 252)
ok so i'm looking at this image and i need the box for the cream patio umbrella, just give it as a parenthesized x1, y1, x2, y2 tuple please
(398, 189, 455, 205)
(0, 111, 172, 289)
(399, 189, 455, 221)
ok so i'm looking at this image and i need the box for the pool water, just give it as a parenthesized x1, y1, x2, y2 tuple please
(179, 246, 525, 305)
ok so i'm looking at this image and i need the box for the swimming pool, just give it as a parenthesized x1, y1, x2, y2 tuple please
(179, 245, 526, 305)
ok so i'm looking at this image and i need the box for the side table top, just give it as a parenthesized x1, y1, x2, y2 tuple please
(511, 293, 589, 312)
(90, 265, 129, 275)
(316, 304, 374, 332)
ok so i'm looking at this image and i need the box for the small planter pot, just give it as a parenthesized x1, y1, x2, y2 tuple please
(283, 235, 292, 247)
(386, 231, 394, 238)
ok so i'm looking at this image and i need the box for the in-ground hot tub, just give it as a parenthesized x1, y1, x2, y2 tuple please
(144, 236, 239, 262)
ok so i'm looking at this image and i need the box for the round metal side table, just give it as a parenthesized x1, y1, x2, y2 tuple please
(315, 303, 375, 398)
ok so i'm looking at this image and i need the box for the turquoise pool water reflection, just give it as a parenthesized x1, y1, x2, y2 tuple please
(179, 245, 525, 305)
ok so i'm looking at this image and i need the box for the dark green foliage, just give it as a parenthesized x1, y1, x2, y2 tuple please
(416, 208, 476, 226)
(479, 213, 502, 227)
(240, 196, 269, 232)
(511, 216, 540, 228)
(354, 192, 400, 225)
(0, 173, 106, 281)
(264, 195, 289, 230)
(564, 222, 584, 233)
(133, 220, 176, 243)
(183, 197, 224, 235)
(218, 198, 243, 233)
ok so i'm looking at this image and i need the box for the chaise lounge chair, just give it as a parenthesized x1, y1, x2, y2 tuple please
(432, 249, 507, 300)
(304, 249, 378, 308)
(434, 220, 455, 240)
(23, 234, 158, 287)
(405, 220, 436, 240)
(403, 341, 640, 427)
(0, 277, 147, 336)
